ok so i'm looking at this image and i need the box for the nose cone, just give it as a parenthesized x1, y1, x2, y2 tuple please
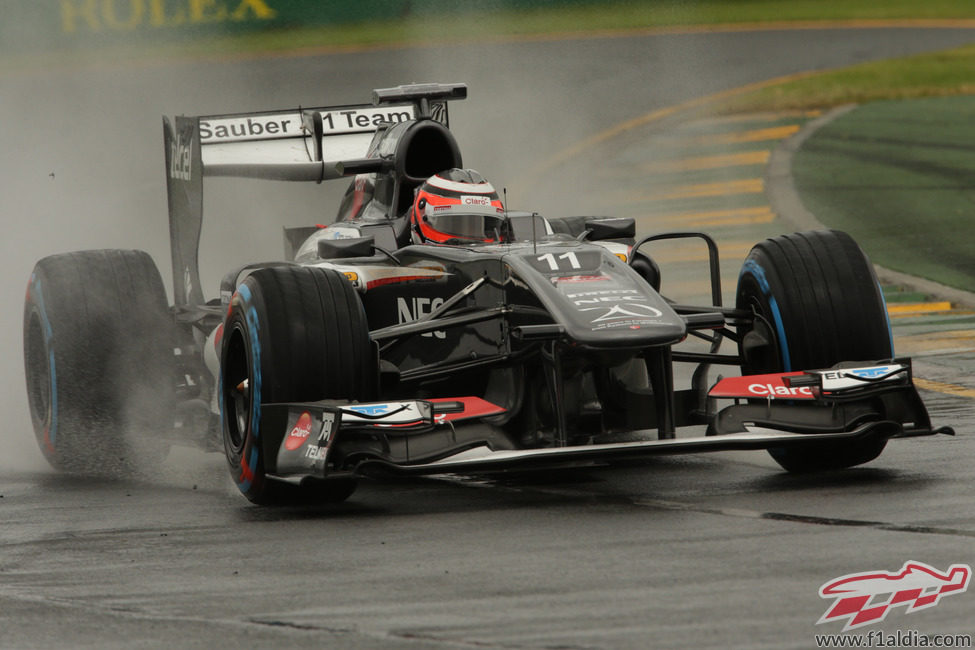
(506, 243, 687, 350)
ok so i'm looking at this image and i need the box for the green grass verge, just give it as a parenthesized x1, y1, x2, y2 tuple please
(715, 44, 975, 113)
(792, 96, 975, 290)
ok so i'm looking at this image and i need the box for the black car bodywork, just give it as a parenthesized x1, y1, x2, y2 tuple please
(23, 83, 951, 503)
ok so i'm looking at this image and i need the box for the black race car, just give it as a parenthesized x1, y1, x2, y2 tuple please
(23, 83, 952, 504)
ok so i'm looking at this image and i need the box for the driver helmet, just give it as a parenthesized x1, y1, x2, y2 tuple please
(411, 169, 507, 244)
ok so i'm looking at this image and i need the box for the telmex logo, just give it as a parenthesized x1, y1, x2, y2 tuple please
(818, 561, 971, 631)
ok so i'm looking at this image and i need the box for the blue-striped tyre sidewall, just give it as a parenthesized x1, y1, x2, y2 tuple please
(220, 284, 264, 497)
(24, 271, 59, 466)
(220, 266, 373, 504)
(22, 250, 174, 474)
(737, 230, 893, 374)
(735, 230, 893, 472)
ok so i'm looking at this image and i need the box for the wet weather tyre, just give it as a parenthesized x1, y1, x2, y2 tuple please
(736, 230, 893, 472)
(220, 266, 374, 505)
(23, 250, 176, 475)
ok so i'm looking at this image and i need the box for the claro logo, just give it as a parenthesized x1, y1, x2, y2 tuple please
(748, 383, 813, 397)
(61, 0, 277, 34)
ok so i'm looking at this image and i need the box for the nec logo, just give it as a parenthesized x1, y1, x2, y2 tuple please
(818, 561, 971, 631)
(397, 297, 445, 339)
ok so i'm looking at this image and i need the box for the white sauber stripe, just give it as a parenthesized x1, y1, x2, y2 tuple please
(341, 401, 427, 425)
(816, 364, 906, 392)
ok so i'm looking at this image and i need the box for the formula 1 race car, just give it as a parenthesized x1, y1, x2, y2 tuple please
(23, 82, 952, 504)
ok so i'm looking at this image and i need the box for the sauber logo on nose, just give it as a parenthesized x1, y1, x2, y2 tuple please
(818, 561, 971, 631)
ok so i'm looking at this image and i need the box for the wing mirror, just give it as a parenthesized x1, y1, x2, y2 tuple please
(318, 235, 375, 259)
(583, 217, 635, 241)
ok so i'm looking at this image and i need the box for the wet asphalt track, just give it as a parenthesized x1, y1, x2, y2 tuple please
(2, 26, 975, 649)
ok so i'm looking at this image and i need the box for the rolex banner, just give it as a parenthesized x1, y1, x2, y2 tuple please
(1, 1, 596, 54)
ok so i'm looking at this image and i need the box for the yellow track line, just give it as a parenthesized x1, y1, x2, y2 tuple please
(887, 301, 953, 316)
(647, 241, 755, 263)
(698, 124, 800, 145)
(646, 206, 777, 228)
(642, 150, 770, 173)
(895, 329, 975, 355)
(618, 178, 765, 203)
(691, 110, 823, 125)
(524, 70, 825, 180)
(915, 377, 975, 400)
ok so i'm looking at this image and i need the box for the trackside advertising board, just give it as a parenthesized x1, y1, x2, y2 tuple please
(1, 0, 599, 54)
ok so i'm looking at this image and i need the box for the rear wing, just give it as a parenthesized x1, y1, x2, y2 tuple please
(163, 82, 465, 308)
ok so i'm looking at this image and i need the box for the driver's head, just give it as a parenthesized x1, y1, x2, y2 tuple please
(411, 169, 507, 244)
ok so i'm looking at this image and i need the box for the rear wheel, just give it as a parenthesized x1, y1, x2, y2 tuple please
(23, 250, 176, 475)
(220, 266, 374, 504)
(736, 230, 893, 472)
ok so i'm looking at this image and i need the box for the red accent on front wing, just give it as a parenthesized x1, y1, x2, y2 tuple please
(709, 372, 814, 400)
(428, 396, 507, 422)
(375, 397, 507, 428)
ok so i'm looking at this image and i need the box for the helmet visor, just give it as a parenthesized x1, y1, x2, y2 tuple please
(425, 213, 508, 241)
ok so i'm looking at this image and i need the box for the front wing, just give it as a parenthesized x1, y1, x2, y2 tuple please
(260, 361, 952, 482)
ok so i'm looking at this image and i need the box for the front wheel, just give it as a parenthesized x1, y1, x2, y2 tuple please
(220, 266, 375, 504)
(736, 230, 893, 472)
